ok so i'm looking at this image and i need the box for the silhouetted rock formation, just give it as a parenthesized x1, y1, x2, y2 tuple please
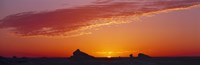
(0, 56, 5, 59)
(69, 49, 95, 60)
(138, 53, 151, 59)
(129, 54, 134, 58)
(12, 56, 17, 59)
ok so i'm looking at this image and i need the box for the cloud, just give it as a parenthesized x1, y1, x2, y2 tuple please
(0, 0, 199, 37)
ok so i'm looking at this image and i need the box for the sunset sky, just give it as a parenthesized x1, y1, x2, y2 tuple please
(0, 0, 200, 58)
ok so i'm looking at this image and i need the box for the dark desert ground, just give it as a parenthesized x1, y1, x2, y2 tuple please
(1, 49, 200, 65)
(1, 55, 200, 65)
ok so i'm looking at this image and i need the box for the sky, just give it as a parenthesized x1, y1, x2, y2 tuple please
(0, 0, 200, 57)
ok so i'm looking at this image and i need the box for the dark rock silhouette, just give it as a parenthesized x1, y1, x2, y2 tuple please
(138, 53, 151, 59)
(0, 56, 4, 58)
(129, 54, 134, 58)
(12, 56, 17, 59)
(69, 49, 95, 60)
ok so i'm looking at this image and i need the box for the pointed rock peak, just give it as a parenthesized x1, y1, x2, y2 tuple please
(76, 49, 80, 52)
(138, 53, 151, 59)
(73, 49, 86, 55)
(74, 49, 81, 53)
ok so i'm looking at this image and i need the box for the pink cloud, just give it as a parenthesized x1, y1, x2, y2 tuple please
(0, 0, 199, 36)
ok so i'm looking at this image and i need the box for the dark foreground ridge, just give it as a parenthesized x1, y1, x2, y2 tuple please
(0, 49, 200, 65)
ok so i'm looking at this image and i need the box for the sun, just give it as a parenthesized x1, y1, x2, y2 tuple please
(107, 56, 112, 58)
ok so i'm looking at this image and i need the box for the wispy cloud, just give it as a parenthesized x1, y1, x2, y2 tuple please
(0, 0, 199, 37)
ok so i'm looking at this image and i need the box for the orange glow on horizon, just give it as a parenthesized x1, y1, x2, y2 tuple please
(107, 56, 112, 58)
(0, 0, 200, 58)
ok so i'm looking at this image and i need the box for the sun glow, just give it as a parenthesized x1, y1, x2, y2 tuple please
(107, 56, 112, 58)
(108, 51, 113, 54)
(96, 51, 115, 57)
